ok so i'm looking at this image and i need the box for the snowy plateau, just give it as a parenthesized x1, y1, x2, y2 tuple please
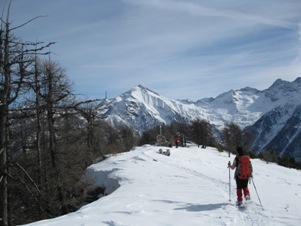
(23, 145, 301, 226)
(99, 78, 301, 161)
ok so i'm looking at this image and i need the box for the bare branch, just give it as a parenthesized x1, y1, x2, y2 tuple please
(0, 17, 5, 24)
(10, 16, 48, 31)
(71, 98, 106, 109)
(15, 162, 41, 194)
(7, 173, 54, 218)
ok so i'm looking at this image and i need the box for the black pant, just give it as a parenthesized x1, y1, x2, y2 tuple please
(236, 177, 249, 189)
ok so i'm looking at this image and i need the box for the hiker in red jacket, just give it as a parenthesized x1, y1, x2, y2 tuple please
(228, 146, 253, 205)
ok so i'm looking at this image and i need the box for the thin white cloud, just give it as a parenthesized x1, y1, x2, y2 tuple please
(291, 21, 301, 65)
(123, 0, 296, 29)
(2, 0, 301, 100)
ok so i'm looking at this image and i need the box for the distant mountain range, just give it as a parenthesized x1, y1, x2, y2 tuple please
(98, 78, 301, 161)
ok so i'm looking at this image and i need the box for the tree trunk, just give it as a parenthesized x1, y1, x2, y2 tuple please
(0, 18, 11, 226)
(34, 57, 44, 214)
(0, 122, 8, 226)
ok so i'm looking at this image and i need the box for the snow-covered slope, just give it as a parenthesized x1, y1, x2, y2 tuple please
(23, 145, 301, 226)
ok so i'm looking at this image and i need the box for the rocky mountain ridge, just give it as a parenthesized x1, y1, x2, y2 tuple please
(98, 78, 301, 161)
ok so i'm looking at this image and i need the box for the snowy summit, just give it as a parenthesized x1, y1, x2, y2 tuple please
(23, 145, 301, 226)
(100, 78, 301, 161)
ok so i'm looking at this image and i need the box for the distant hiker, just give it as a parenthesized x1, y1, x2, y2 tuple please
(175, 136, 180, 148)
(180, 135, 184, 147)
(228, 146, 253, 206)
(180, 134, 187, 147)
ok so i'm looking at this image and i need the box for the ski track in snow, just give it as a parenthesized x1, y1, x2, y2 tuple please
(140, 147, 299, 226)
(142, 148, 267, 226)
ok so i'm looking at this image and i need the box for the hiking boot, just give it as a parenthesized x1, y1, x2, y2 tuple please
(236, 201, 243, 207)
(245, 195, 250, 201)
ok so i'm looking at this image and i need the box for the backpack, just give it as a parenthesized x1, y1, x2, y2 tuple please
(236, 155, 252, 179)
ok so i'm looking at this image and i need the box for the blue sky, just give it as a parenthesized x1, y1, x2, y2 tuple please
(2, 0, 301, 101)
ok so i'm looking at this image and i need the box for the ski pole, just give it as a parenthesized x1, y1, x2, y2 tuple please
(251, 177, 264, 210)
(228, 161, 231, 202)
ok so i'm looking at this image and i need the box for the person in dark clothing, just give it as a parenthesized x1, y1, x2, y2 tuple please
(228, 146, 253, 205)
(175, 136, 180, 148)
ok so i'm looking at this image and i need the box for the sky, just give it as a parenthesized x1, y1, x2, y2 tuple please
(23, 145, 301, 226)
(2, 0, 301, 101)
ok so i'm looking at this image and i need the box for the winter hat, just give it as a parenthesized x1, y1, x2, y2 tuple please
(236, 146, 244, 156)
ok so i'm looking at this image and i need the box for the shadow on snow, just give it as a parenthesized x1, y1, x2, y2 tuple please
(175, 202, 230, 212)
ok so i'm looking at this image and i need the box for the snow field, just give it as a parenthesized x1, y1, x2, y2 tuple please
(23, 145, 301, 226)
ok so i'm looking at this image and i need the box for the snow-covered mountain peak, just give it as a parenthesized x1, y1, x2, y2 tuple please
(101, 78, 301, 133)
(98, 78, 301, 160)
(121, 85, 168, 106)
(131, 85, 160, 97)
(267, 78, 301, 91)
(265, 78, 301, 101)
